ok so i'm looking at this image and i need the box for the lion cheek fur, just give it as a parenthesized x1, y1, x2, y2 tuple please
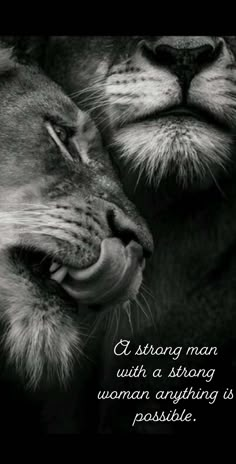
(0, 264, 82, 389)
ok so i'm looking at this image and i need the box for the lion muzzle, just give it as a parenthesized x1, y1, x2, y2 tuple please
(50, 238, 145, 306)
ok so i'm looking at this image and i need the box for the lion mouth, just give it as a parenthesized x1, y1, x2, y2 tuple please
(8, 200, 153, 309)
(123, 104, 229, 131)
(50, 238, 145, 306)
(11, 237, 145, 308)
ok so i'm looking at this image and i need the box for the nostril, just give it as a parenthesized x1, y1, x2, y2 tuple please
(211, 40, 223, 62)
(194, 44, 216, 66)
(93, 196, 153, 257)
(106, 209, 151, 260)
(141, 42, 177, 68)
(153, 44, 178, 67)
(107, 209, 138, 247)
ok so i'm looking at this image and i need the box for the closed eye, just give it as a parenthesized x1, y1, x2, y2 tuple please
(45, 121, 74, 162)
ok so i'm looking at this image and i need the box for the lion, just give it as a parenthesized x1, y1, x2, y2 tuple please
(0, 43, 153, 394)
(6, 36, 236, 433)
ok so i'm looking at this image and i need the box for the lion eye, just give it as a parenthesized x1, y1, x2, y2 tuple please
(45, 120, 90, 166)
(53, 125, 68, 144)
(45, 121, 74, 162)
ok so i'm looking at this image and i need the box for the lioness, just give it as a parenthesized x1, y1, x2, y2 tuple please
(0, 43, 153, 396)
(6, 36, 236, 433)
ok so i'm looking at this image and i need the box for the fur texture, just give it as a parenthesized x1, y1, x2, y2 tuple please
(0, 44, 152, 390)
(37, 36, 236, 433)
(7, 35, 236, 433)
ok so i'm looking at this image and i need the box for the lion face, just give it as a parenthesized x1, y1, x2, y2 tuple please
(44, 36, 236, 190)
(0, 47, 153, 389)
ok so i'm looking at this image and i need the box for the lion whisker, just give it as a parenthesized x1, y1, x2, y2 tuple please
(68, 79, 107, 99)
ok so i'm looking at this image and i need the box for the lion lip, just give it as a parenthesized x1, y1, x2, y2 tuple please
(50, 238, 145, 306)
(126, 104, 228, 131)
(157, 105, 217, 125)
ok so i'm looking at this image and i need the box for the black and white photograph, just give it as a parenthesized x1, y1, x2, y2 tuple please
(0, 35, 235, 434)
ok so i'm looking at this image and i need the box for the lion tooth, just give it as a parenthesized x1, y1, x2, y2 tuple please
(49, 261, 61, 273)
(50, 265, 68, 284)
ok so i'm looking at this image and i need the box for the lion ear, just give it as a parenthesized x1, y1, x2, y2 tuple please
(1, 36, 49, 66)
(0, 44, 16, 74)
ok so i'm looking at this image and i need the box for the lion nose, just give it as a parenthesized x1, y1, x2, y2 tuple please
(106, 206, 154, 259)
(140, 36, 222, 91)
(106, 208, 149, 258)
(93, 197, 154, 258)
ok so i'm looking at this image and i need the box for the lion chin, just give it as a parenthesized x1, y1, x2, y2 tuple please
(113, 117, 232, 190)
